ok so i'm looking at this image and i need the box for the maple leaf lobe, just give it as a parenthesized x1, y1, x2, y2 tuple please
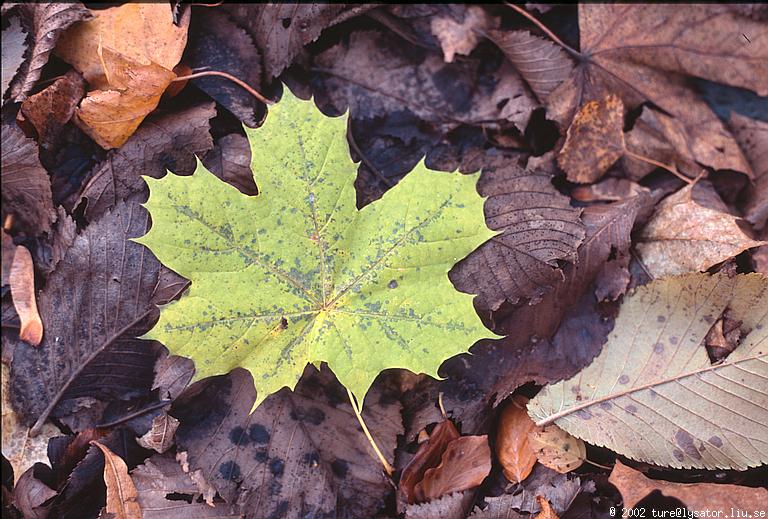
(138, 88, 497, 411)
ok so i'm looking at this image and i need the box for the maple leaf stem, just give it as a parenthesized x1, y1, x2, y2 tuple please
(624, 149, 694, 185)
(347, 387, 395, 476)
(172, 71, 274, 105)
(503, 3, 582, 58)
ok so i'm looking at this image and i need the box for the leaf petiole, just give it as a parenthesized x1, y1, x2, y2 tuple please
(347, 387, 395, 476)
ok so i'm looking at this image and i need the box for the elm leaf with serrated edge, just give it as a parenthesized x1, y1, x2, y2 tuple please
(137, 88, 497, 410)
(528, 272, 768, 470)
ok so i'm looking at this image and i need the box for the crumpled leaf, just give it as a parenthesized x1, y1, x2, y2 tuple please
(91, 441, 141, 519)
(1, 365, 60, 485)
(1, 123, 56, 235)
(496, 395, 537, 483)
(399, 419, 460, 506)
(730, 113, 768, 230)
(136, 413, 179, 454)
(138, 88, 496, 409)
(557, 94, 625, 184)
(450, 154, 585, 311)
(406, 491, 474, 519)
(414, 435, 491, 503)
(609, 460, 768, 510)
(528, 425, 585, 474)
(637, 183, 765, 278)
(132, 454, 241, 518)
(77, 102, 215, 221)
(55, 3, 190, 149)
(314, 31, 537, 134)
(430, 6, 494, 63)
(9, 199, 175, 432)
(8, 244, 42, 346)
(6, 2, 92, 102)
(487, 30, 574, 103)
(1, 14, 27, 101)
(173, 366, 402, 518)
(547, 5, 761, 176)
(529, 272, 768, 470)
(11, 467, 57, 518)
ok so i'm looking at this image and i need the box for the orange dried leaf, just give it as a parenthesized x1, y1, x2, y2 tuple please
(399, 419, 460, 505)
(496, 395, 537, 483)
(414, 435, 491, 503)
(91, 441, 141, 519)
(534, 496, 559, 519)
(9, 245, 42, 346)
(528, 425, 585, 474)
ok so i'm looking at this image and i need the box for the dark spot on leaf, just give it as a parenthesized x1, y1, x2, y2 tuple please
(249, 423, 270, 444)
(599, 402, 612, 410)
(229, 426, 248, 445)
(576, 409, 592, 420)
(279, 317, 288, 330)
(269, 458, 285, 477)
(626, 404, 638, 414)
(254, 449, 269, 463)
(388, 280, 398, 289)
(673, 449, 685, 462)
(281, 17, 291, 29)
(674, 429, 702, 460)
(290, 406, 326, 425)
(653, 343, 664, 354)
(267, 501, 289, 519)
(303, 451, 320, 466)
(669, 336, 678, 345)
(570, 385, 581, 394)
(331, 459, 348, 479)
(618, 374, 630, 384)
(219, 461, 241, 480)
(657, 315, 666, 323)
(709, 435, 723, 447)
(703, 315, 715, 324)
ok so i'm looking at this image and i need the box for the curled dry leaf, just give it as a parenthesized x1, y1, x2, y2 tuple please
(91, 441, 141, 519)
(557, 94, 625, 184)
(496, 395, 537, 483)
(571, 178, 649, 203)
(730, 113, 768, 230)
(11, 467, 57, 519)
(535, 496, 559, 519)
(1, 14, 27, 100)
(637, 183, 765, 278)
(136, 413, 179, 453)
(528, 425, 585, 474)
(400, 419, 460, 505)
(9, 245, 43, 346)
(609, 460, 768, 510)
(414, 435, 491, 503)
(430, 6, 494, 63)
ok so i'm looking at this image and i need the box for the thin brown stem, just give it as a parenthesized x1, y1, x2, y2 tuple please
(172, 71, 274, 105)
(504, 3, 582, 58)
(347, 388, 395, 476)
(583, 458, 613, 471)
(624, 149, 694, 185)
(96, 400, 171, 429)
(346, 124, 394, 188)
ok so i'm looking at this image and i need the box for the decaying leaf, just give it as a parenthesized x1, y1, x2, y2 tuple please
(637, 183, 765, 278)
(1, 14, 27, 101)
(430, 6, 494, 63)
(11, 467, 57, 518)
(730, 113, 768, 230)
(450, 154, 585, 311)
(406, 491, 474, 519)
(414, 435, 491, 503)
(528, 425, 585, 474)
(6, 2, 92, 101)
(571, 178, 649, 203)
(529, 272, 768, 470)
(136, 413, 179, 453)
(400, 419, 460, 505)
(91, 441, 141, 519)
(1, 123, 56, 235)
(201, 133, 257, 197)
(487, 30, 574, 103)
(55, 3, 190, 148)
(9, 244, 43, 346)
(496, 395, 536, 483)
(609, 460, 768, 510)
(1, 365, 60, 485)
(138, 88, 496, 410)
(557, 94, 625, 184)
(547, 5, 760, 176)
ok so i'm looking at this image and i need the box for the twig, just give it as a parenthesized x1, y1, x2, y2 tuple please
(438, 392, 447, 419)
(347, 387, 395, 476)
(172, 71, 274, 105)
(583, 458, 613, 471)
(346, 124, 394, 188)
(503, 3, 582, 58)
(96, 400, 172, 429)
(624, 149, 694, 185)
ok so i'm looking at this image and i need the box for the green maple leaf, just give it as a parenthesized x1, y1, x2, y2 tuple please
(137, 88, 497, 410)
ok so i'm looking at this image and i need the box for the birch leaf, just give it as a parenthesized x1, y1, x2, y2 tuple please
(137, 88, 497, 410)
(528, 272, 768, 470)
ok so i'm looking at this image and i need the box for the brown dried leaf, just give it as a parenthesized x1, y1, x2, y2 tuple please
(91, 441, 141, 519)
(730, 113, 768, 230)
(430, 6, 494, 63)
(534, 496, 559, 519)
(571, 177, 649, 203)
(400, 419, 460, 505)
(414, 435, 491, 502)
(450, 154, 585, 310)
(1, 123, 56, 235)
(528, 425, 585, 474)
(1, 14, 27, 101)
(609, 460, 768, 510)
(548, 5, 760, 176)
(7, 3, 92, 101)
(637, 183, 765, 278)
(11, 467, 57, 518)
(9, 245, 42, 346)
(136, 413, 179, 454)
(406, 491, 474, 519)
(2, 230, 16, 286)
(201, 133, 257, 196)
(487, 30, 574, 103)
(496, 395, 537, 484)
(558, 94, 625, 184)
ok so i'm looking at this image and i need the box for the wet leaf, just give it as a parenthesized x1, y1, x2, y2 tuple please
(730, 113, 768, 230)
(528, 425, 585, 474)
(496, 395, 536, 484)
(1, 123, 55, 236)
(637, 183, 765, 278)
(414, 435, 491, 502)
(609, 460, 768, 510)
(8, 244, 42, 346)
(91, 441, 141, 519)
(529, 272, 768, 469)
(138, 88, 496, 410)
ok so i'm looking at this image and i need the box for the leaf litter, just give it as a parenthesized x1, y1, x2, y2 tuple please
(1, 3, 767, 518)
